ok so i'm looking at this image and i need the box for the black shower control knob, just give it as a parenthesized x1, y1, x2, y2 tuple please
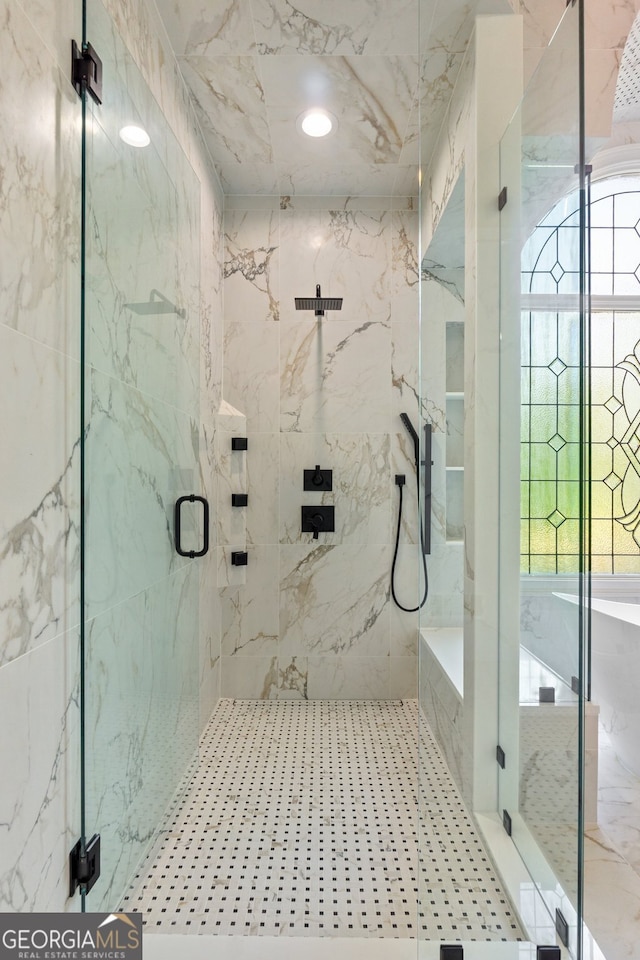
(301, 504, 335, 539)
(303, 466, 333, 491)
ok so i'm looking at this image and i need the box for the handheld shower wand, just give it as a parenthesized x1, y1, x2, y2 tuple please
(399, 412, 420, 467)
(392, 412, 429, 612)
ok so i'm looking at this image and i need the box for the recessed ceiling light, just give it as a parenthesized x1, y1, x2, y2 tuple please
(298, 109, 336, 138)
(119, 124, 151, 148)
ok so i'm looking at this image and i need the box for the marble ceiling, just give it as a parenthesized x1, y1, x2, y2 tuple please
(156, 0, 513, 196)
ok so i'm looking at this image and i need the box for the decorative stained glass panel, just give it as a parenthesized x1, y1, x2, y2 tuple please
(521, 177, 640, 574)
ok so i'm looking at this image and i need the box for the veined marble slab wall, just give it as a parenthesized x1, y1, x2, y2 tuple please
(221, 196, 421, 700)
(0, 0, 224, 913)
(0, 0, 83, 913)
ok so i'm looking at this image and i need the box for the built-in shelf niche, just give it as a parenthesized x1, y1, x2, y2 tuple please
(446, 321, 464, 542)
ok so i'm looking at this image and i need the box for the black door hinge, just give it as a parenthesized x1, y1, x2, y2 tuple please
(69, 834, 101, 897)
(498, 187, 507, 211)
(502, 809, 512, 836)
(496, 745, 506, 769)
(72, 40, 103, 104)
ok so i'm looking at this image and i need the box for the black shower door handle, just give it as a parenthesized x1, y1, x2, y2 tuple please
(174, 495, 209, 558)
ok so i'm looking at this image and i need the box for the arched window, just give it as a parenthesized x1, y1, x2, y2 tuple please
(521, 175, 640, 574)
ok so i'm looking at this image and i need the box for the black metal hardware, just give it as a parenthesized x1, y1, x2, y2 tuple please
(69, 834, 101, 897)
(496, 745, 506, 769)
(423, 423, 432, 555)
(71, 40, 103, 104)
(440, 946, 464, 960)
(537, 947, 561, 959)
(232, 494, 248, 507)
(555, 908, 569, 947)
(498, 186, 507, 211)
(301, 505, 335, 540)
(539, 686, 555, 703)
(174, 495, 209, 558)
(571, 675, 580, 695)
(503, 809, 512, 836)
(303, 465, 333, 491)
(231, 551, 248, 566)
(395, 474, 406, 486)
(232, 437, 248, 451)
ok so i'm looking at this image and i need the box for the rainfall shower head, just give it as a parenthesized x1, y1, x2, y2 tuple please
(125, 289, 186, 318)
(295, 284, 343, 317)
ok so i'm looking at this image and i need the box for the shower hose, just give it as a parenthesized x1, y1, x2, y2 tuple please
(391, 474, 429, 612)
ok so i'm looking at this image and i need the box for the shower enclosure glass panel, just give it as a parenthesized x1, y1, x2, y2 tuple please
(498, 1, 586, 953)
(80, 0, 201, 910)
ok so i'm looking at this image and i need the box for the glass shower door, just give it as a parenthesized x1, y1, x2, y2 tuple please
(79, 0, 202, 910)
(498, 1, 587, 953)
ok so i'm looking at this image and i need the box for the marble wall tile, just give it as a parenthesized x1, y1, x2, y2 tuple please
(278, 163, 410, 198)
(85, 370, 198, 618)
(0, 0, 80, 358)
(250, 0, 419, 56)
(86, 120, 200, 415)
(584, 823, 640, 960)
(279, 432, 391, 545)
(200, 188, 225, 428)
(180, 56, 272, 166)
(85, 562, 199, 911)
(392, 317, 421, 429)
(414, 29, 468, 170)
(280, 317, 391, 433)
(223, 202, 421, 698)
(391, 431, 420, 547)
(390, 600, 420, 657)
(0, 328, 80, 667)
(154, 0, 256, 56)
(278, 655, 309, 699)
(215, 412, 247, 547)
(519, 583, 581, 682)
(279, 543, 391, 658)
(519, 0, 572, 50)
(391, 208, 420, 321)
(260, 56, 419, 167)
(0, 630, 80, 911)
(279, 208, 391, 324)
(217, 545, 248, 588)
(101, 0, 216, 174)
(224, 209, 280, 322)
(246, 433, 280, 545)
(224, 321, 280, 430)
(421, 542, 465, 627)
(306, 655, 390, 699)
(421, 37, 473, 251)
(420, 636, 465, 792)
(221, 544, 279, 657)
(199, 548, 221, 731)
(390, 655, 418, 697)
(17, 0, 82, 70)
(221, 654, 279, 698)
(217, 161, 282, 195)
